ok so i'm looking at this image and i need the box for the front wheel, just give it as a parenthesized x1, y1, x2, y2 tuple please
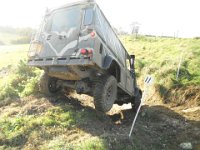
(131, 88, 142, 112)
(39, 72, 61, 96)
(93, 75, 117, 113)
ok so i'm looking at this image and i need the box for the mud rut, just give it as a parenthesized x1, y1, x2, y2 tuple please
(49, 93, 200, 150)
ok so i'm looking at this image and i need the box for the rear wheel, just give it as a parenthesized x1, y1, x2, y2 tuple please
(94, 75, 117, 113)
(40, 72, 61, 96)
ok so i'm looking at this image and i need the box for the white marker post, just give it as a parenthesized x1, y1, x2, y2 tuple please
(129, 76, 153, 137)
(176, 49, 184, 80)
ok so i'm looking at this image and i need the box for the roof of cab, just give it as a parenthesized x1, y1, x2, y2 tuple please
(46, 0, 96, 15)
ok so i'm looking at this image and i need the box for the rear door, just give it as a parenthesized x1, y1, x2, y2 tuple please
(40, 6, 82, 58)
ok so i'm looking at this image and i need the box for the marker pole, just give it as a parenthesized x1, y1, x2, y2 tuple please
(129, 76, 152, 137)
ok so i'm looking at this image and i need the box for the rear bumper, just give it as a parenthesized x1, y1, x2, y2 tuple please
(28, 57, 94, 67)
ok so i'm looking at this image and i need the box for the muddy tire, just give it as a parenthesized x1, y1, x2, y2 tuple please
(94, 75, 117, 113)
(40, 72, 60, 96)
(131, 88, 142, 112)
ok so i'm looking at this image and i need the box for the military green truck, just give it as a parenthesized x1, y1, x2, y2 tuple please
(28, 0, 142, 112)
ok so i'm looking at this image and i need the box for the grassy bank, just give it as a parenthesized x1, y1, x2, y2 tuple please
(120, 36, 200, 105)
(120, 36, 200, 86)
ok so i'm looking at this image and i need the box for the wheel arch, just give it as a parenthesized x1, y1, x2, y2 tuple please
(103, 55, 121, 82)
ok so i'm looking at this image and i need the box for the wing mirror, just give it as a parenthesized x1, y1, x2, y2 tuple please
(130, 55, 135, 69)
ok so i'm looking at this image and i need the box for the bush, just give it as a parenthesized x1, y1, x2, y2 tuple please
(194, 37, 200, 39)
(0, 60, 41, 102)
(0, 84, 18, 100)
(21, 76, 40, 97)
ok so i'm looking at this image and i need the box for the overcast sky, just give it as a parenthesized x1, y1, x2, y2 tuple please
(0, 0, 199, 37)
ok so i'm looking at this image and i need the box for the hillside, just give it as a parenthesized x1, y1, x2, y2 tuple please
(120, 36, 200, 107)
(0, 36, 200, 150)
(0, 27, 33, 45)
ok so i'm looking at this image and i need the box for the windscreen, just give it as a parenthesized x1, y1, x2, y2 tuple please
(48, 6, 81, 33)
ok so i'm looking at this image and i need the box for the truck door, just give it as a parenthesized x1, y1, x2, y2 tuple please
(39, 6, 82, 58)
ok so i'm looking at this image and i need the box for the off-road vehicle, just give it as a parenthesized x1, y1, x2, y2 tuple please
(28, 0, 142, 112)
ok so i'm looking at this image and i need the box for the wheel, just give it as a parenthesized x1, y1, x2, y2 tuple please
(39, 72, 61, 96)
(131, 88, 142, 112)
(94, 75, 117, 113)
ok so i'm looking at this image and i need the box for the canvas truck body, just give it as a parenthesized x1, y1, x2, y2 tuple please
(28, 0, 142, 112)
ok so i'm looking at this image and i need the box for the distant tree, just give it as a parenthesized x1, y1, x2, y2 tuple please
(194, 37, 200, 39)
(0, 26, 35, 44)
(0, 26, 35, 37)
(131, 22, 140, 38)
(11, 37, 31, 45)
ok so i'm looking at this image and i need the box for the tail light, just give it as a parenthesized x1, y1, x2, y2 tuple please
(90, 31, 96, 38)
(88, 49, 93, 54)
(80, 48, 93, 59)
(80, 48, 87, 55)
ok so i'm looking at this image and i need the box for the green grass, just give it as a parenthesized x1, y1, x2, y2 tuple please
(119, 35, 200, 104)
(120, 36, 200, 87)
(0, 44, 29, 69)
(0, 98, 108, 149)
(0, 60, 41, 102)
(46, 136, 107, 150)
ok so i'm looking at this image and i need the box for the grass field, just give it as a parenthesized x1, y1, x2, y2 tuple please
(0, 44, 29, 69)
(0, 35, 199, 149)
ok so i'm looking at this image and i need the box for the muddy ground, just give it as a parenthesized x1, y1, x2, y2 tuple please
(71, 92, 200, 150)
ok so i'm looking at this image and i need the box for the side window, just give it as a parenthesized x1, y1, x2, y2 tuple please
(94, 8, 105, 41)
(84, 8, 93, 26)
